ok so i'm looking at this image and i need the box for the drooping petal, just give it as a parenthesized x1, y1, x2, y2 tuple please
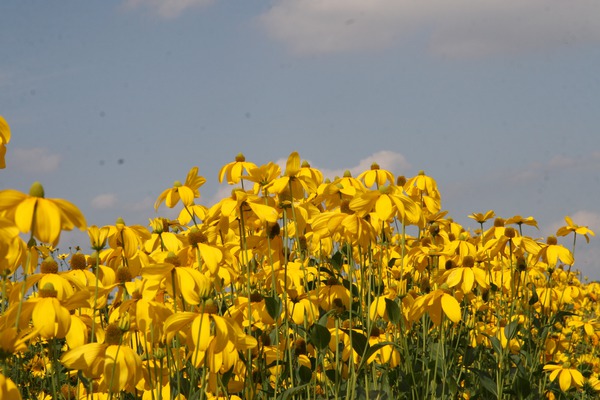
(558, 370, 572, 392)
(198, 243, 223, 275)
(191, 314, 212, 351)
(440, 294, 461, 324)
(53, 198, 86, 231)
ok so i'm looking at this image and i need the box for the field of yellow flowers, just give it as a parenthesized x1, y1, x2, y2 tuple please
(0, 116, 598, 399)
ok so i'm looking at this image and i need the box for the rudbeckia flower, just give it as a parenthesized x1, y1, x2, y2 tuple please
(543, 362, 585, 392)
(60, 323, 143, 393)
(15, 283, 89, 339)
(468, 210, 496, 225)
(163, 306, 257, 369)
(536, 236, 574, 267)
(556, 216, 596, 243)
(357, 163, 394, 188)
(154, 166, 206, 210)
(267, 152, 319, 200)
(219, 153, 257, 185)
(0, 182, 86, 246)
(0, 116, 10, 169)
(409, 288, 462, 326)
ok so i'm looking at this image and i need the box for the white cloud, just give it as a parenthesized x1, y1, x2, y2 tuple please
(122, 0, 214, 19)
(260, 0, 600, 57)
(91, 193, 118, 210)
(273, 150, 410, 181)
(508, 153, 600, 184)
(10, 147, 61, 173)
(319, 150, 411, 180)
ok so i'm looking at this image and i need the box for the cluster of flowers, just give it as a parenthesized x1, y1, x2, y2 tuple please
(0, 142, 598, 398)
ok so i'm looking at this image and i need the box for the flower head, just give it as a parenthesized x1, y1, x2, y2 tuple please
(0, 182, 86, 246)
(154, 166, 206, 210)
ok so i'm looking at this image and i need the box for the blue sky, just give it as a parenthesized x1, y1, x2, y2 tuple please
(1, 1, 599, 277)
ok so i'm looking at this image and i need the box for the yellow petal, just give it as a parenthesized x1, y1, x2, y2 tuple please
(247, 202, 279, 223)
(285, 152, 300, 176)
(191, 314, 212, 351)
(198, 243, 223, 274)
(558, 369, 572, 392)
(178, 186, 195, 207)
(60, 342, 106, 373)
(53, 198, 87, 231)
(31, 199, 62, 244)
(440, 294, 461, 323)
(375, 194, 393, 221)
(163, 311, 197, 342)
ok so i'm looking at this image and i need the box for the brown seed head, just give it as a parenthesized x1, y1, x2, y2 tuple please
(105, 323, 123, 345)
(547, 236, 558, 245)
(70, 252, 87, 270)
(504, 227, 516, 238)
(493, 218, 505, 227)
(340, 199, 354, 215)
(294, 338, 307, 356)
(463, 255, 475, 268)
(188, 228, 208, 247)
(267, 222, 281, 239)
(235, 153, 246, 162)
(40, 256, 58, 274)
(117, 266, 132, 283)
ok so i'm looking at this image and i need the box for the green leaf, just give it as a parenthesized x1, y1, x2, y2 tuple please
(384, 298, 401, 324)
(331, 251, 344, 270)
(297, 365, 312, 384)
(474, 369, 498, 397)
(264, 295, 282, 320)
(279, 382, 311, 400)
(310, 323, 331, 351)
(463, 346, 477, 368)
(504, 319, 519, 341)
(528, 283, 539, 305)
(342, 329, 368, 356)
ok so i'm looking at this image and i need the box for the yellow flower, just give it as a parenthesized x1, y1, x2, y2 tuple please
(357, 162, 394, 188)
(88, 225, 110, 251)
(0, 373, 21, 400)
(0, 116, 10, 169)
(106, 217, 151, 259)
(536, 236, 574, 267)
(219, 153, 257, 185)
(556, 216, 596, 243)
(0, 182, 86, 246)
(163, 307, 257, 369)
(410, 289, 462, 326)
(267, 152, 318, 199)
(543, 362, 585, 392)
(468, 210, 495, 225)
(242, 162, 281, 194)
(505, 215, 539, 230)
(154, 166, 206, 210)
(61, 323, 143, 393)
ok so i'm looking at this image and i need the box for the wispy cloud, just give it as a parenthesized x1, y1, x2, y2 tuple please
(509, 153, 600, 184)
(319, 150, 411, 180)
(260, 1, 600, 57)
(274, 150, 410, 180)
(10, 147, 61, 173)
(122, 0, 215, 19)
(91, 193, 118, 210)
